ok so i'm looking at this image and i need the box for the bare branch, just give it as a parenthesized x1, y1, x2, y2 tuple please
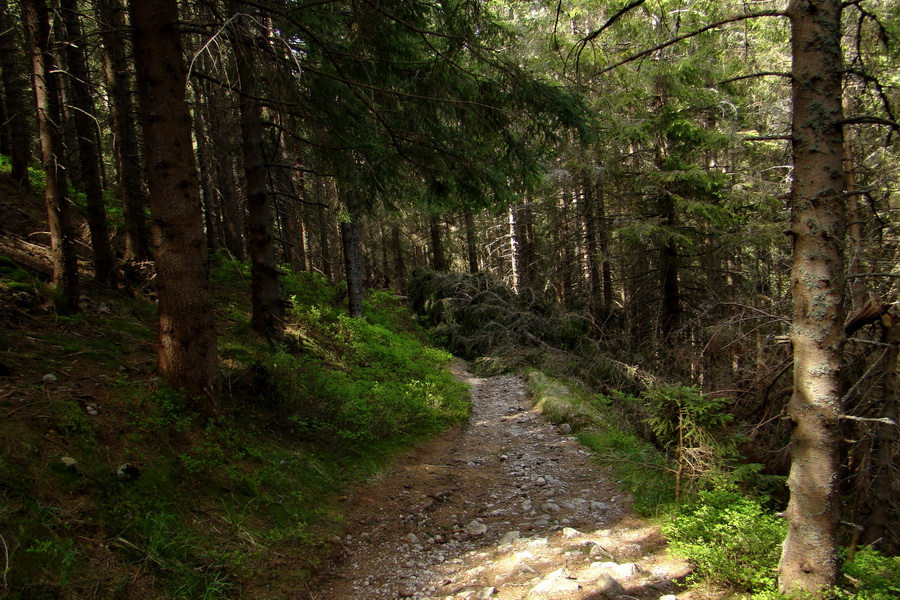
(841, 115, 900, 131)
(842, 415, 897, 426)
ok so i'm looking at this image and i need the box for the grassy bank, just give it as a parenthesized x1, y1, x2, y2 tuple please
(0, 254, 468, 599)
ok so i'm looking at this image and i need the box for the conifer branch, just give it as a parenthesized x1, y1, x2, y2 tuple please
(719, 71, 792, 85)
(592, 10, 787, 76)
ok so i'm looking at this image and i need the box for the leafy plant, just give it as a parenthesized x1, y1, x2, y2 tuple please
(663, 486, 786, 592)
(838, 548, 900, 599)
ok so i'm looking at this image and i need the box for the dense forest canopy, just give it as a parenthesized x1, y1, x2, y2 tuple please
(1, 0, 899, 597)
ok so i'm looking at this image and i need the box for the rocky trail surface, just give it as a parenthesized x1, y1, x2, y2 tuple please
(303, 364, 691, 600)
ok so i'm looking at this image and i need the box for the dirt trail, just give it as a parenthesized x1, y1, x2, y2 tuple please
(303, 363, 689, 600)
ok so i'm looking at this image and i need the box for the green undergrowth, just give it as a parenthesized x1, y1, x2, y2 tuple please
(0, 253, 469, 599)
(526, 370, 677, 515)
(523, 369, 899, 599)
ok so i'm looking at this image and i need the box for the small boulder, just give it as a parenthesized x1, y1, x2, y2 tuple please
(466, 519, 488, 536)
(593, 573, 626, 598)
(497, 530, 520, 546)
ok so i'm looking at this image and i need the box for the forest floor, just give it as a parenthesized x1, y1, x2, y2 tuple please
(299, 362, 694, 600)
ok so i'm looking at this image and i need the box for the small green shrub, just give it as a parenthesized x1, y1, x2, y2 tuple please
(663, 486, 786, 592)
(838, 548, 900, 599)
(578, 427, 677, 514)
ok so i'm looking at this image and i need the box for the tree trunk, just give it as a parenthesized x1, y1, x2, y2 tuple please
(843, 133, 866, 311)
(508, 205, 520, 292)
(230, 4, 284, 341)
(97, 0, 149, 261)
(860, 312, 899, 546)
(0, 0, 31, 185)
(203, 80, 246, 261)
(582, 179, 602, 315)
(597, 185, 613, 312)
(193, 102, 221, 254)
(464, 209, 478, 274)
(317, 179, 333, 280)
(131, 0, 219, 413)
(341, 188, 363, 318)
(778, 0, 846, 595)
(430, 214, 447, 272)
(23, 0, 79, 311)
(392, 224, 405, 288)
(60, 0, 115, 284)
(514, 200, 536, 292)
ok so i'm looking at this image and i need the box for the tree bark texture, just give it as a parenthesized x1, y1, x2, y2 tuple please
(0, 0, 32, 184)
(23, 0, 79, 310)
(131, 0, 219, 413)
(97, 0, 149, 261)
(779, 0, 846, 595)
(231, 4, 284, 341)
(59, 0, 115, 284)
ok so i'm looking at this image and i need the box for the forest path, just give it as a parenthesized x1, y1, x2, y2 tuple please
(301, 362, 689, 600)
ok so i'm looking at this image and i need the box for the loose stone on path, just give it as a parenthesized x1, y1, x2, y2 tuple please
(304, 364, 689, 599)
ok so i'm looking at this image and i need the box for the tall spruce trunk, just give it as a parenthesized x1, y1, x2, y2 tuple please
(60, 0, 115, 284)
(778, 0, 846, 594)
(0, 0, 31, 185)
(131, 0, 219, 413)
(23, 0, 79, 310)
(230, 4, 284, 341)
(97, 0, 148, 261)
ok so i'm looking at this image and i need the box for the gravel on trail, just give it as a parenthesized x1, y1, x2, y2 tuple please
(301, 363, 690, 600)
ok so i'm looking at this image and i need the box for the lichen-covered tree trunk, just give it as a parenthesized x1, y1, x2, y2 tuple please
(778, 0, 846, 595)
(131, 0, 219, 413)
(23, 0, 79, 310)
